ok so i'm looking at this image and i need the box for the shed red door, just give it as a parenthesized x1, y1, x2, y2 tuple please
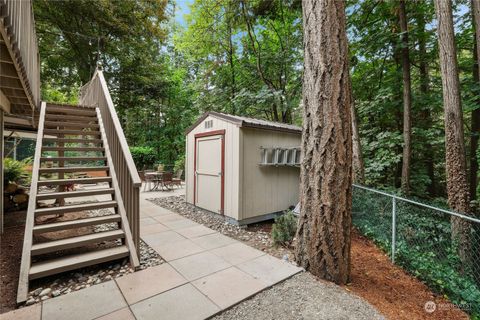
(194, 130, 224, 214)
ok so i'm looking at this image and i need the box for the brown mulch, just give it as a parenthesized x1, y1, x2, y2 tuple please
(346, 229, 468, 320)
(0, 223, 24, 314)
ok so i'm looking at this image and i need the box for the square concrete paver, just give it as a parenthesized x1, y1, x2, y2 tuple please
(116, 264, 187, 304)
(140, 217, 158, 226)
(237, 255, 302, 285)
(141, 230, 186, 247)
(141, 206, 175, 217)
(152, 214, 186, 224)
(190, 232, 236, 250)
(152, 239, 205, 261)
(210, 242, 265, 265)
(42, 281, 127, 320)
(161, 218, 199, 230)
(130, 284, 220, 320)
(96, 307, 136, 320)
(141, 223, 169, 236)
(170, 251, 231, 281)
(175, 225, 217, 239)
(192, 267, 267, 309)
(0, 304, 41, 320)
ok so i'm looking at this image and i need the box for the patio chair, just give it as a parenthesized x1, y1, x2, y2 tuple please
(143, 170, 156, 192)
(172, 169, 183, 188)
(162, 172, 174, 190)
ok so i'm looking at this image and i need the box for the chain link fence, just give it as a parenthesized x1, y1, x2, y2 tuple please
(352, 184, 480, 316)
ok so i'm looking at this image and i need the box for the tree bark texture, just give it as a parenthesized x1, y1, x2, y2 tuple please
(434, 0, 472, 262)
(471, 0, 480, 203)
(399, 0, 412, 195)
(295, 0, 353, 284)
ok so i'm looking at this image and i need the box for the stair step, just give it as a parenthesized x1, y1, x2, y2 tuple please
(45, 114, 98, 122)
(37, 176, 112, 186)
(33, 215, 121, 234)
(42, 146, 104, 152)
(37, 188, 115, 201)
(44, 121, 100, 129)
(43, 129, 100, 136)
(35, 201, 117, 216)
(29, 246, 129, 280)
(40, 156, 107, 162)
(33, 214, 121, 234)
(31, 230, 125, 256)
(39, 166, 109, 174)
(36, 188, 114, 201)
(42, 138, 103, 144)
(46, 106, 97, 116)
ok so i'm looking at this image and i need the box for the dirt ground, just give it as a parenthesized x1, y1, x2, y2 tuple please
(0, 223, 24, 314)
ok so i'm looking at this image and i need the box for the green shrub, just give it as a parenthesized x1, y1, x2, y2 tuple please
(130, 146, 156, 170)
(3, 157, 32, 185)
(272, 211, 297, 246)
(174, 154, 185, 173)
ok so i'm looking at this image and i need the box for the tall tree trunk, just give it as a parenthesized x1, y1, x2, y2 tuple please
(471, 0, 480, 203)
(295, 0, 353, 284)
(416, 9, 436, 197)
(471, 41, 480, 204)
(434, 0, 472, 263)
(227, 2, 236, 115)
(399, 0, 412, 195)
(351, 99, 365, 184)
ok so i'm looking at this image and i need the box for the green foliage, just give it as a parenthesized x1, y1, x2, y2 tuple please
(176, 0, 302, 123)
(271, 211, 297, 246)
(174, 154, 185, 173)
(3, 158, 32, 186)
(130, 146, 157, 171)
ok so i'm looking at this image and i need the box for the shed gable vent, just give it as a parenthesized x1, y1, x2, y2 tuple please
(204, 120, 213, 129)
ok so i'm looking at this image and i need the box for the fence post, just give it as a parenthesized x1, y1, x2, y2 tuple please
(391, 197, 397, 263)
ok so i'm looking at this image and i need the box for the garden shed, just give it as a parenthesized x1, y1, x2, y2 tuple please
(185, 112, 302, 225)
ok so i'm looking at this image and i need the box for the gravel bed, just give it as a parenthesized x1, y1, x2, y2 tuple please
(24, 208, 163, 306)
(149, 196, 293, 261)
(212, 273, 384, 320)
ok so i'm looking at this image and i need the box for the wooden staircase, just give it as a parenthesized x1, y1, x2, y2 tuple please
(17, 102, 139, 303)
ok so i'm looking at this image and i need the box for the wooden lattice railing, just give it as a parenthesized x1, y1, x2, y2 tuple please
(79, 69, 142, 251)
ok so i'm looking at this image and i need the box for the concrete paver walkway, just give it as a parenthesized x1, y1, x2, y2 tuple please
(2, 186, 302, 320)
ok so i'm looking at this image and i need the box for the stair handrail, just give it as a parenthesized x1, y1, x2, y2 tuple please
(17, 101, 46, 304)
(95, 108, 140, 268)
(79, 69, 141, 250)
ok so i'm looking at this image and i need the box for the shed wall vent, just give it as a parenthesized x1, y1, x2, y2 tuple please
(205, 120, 213, 129)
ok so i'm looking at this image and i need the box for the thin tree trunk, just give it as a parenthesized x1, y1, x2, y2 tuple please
(227, 3, 236, 115)
(471, 41, 480, 203)
(295, 0, 353, 284)
(416, 9, 436, 197)
(399, 0, 412, 195)
(434, 0, 472, 263)
(351, 99, 365, 184)
(471, 0, 480, 203)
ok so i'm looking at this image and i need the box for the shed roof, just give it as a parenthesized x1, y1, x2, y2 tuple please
(186, 112, 302, 135)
